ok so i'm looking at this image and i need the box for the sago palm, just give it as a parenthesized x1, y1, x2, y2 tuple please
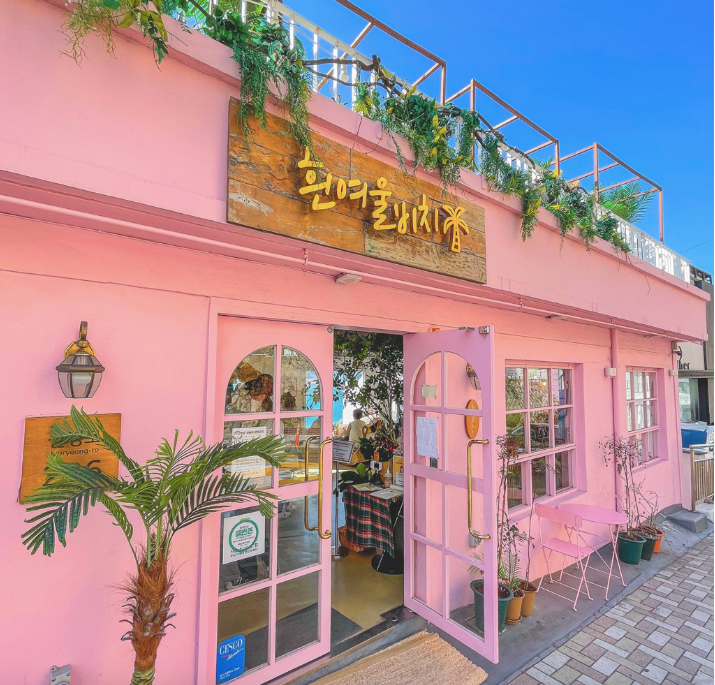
(598, 181, 653, 224)
(22, 407, 286, 685)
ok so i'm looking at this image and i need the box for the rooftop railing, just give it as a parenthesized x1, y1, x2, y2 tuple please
(231, 0, 690, 281)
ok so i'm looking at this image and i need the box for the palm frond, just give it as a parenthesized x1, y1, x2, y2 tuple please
(22, 453, 125, 556)
(598, 181, 653, 224)
(50, 407, 145, 482)
(170, 471, 277, 534)
(146, 429, 205, 483)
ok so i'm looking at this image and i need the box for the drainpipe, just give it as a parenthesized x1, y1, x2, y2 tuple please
(610, 328, 624, 511)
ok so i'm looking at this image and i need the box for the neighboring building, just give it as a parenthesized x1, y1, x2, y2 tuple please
(0, 0, 710, 683)
(678, 266, 714, 425)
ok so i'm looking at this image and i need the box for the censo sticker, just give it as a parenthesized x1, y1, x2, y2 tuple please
(216, 635, 246, 683)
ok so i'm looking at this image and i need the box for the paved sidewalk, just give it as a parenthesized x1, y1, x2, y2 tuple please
(510, 535, 714, 685)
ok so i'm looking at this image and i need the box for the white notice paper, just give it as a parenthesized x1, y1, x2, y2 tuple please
(416, 417, 438, 459)
(222, 510, 265, 564)
(230, 426, 268, 479)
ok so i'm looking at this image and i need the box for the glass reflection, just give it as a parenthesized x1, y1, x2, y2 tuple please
(529, 410, 550, 451)
(555, 451, 571, 491)
(507, 462, 523, 508)
(225, 347, 275, 414)
(275, 572, 320, 658)
(531, 457, 547, 500)
(554, 408, 572, 446)
(528, 369, 549, 408)
(505, 368, 525, 410)
(217, 587, 270, 678)
(506, 412, 526, 453)
(633, 372, 644, 400)
(279, 417, 322, 485)
(222, 419, 273, 489)
(551, 368, 571, 406)
(280, 347, 321, 411)
(277, 496, 320, 575)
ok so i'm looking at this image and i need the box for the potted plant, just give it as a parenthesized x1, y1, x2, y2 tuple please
(470, 435, 524, 632)
(520, 459, 553, 617)
(637, 489, 664, 556)
(337, 461, 382, 491)
(502, 523, 527, 625)
(636, 485, 663, 561)
(21, 408, 285, 685)
(601, 436, 647, 565)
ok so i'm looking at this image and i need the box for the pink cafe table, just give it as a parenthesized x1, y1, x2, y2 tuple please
(558, 502, 627, 600)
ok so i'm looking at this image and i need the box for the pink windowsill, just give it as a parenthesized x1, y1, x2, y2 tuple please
(632, 457, 668, 473)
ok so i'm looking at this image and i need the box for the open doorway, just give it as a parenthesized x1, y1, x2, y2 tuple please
(328, 330, 407, 650)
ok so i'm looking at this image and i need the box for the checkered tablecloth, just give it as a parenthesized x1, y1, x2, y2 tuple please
(343, 487, 402, 556)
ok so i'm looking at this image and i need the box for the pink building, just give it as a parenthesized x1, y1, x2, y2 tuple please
(0, 1, 709, 683)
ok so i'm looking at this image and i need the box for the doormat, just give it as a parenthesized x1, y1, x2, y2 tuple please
(245, 605, 362, 660)
(310, 631, 488, 685)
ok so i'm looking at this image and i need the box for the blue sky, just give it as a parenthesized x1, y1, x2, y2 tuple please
(293, 0, 714, 274)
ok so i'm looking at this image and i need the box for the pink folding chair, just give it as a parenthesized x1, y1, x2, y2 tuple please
(535, 503, 595, 611)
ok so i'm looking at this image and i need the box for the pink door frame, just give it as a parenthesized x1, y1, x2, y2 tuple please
(196, 308, 334, 685)
(403, 328, 500, 663)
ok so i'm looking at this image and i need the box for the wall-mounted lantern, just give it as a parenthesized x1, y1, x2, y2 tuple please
(56, 322, 105, 399)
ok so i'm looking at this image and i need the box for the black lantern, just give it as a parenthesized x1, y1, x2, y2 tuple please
(56, 322, 105, 398)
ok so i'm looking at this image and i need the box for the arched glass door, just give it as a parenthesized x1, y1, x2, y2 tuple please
(403, 327, 500, 663)
(205, 317, 334, 685)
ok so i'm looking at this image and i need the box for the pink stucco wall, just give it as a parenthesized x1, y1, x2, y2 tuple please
(0, 0, 707, 683)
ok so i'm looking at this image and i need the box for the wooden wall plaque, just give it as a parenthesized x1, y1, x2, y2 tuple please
(227, 101, 486, 284)
(20, 414, 121, 503)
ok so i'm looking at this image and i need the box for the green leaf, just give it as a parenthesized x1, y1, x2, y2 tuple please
(118, 11, 136, 29)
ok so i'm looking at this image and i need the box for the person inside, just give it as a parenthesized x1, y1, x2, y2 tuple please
(345, 409, 367, 442)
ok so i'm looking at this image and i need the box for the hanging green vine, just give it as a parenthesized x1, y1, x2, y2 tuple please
(202, 6, 312, 151)
(357, 85, 630, 253)
(61, 0, 312, 151)
(355, 83, 481, 188)
(58, 0, 631, 253)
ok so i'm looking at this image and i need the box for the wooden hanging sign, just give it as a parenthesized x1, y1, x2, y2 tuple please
(227, 101, 486, 284)
(465, 400, 480, 439)
(19, 414, 121, 503)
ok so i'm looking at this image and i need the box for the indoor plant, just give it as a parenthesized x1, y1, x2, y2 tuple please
(601, 435, 647, 565)
(333, 331, 403, 448)
(22, 407, 285, 685)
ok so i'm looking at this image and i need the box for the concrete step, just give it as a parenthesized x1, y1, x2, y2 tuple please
(666, 508, 709, 533)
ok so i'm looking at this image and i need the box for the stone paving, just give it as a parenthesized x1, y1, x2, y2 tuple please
(509, 535, 714, 685)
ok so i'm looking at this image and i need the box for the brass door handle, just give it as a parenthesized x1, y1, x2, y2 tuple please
(315, 438, 333, 539)
(303, 436, 319, 533)
(467, 439, 491, 540)
(303, 437, 332, 539)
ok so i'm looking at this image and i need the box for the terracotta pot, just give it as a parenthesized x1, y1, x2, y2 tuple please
(653, 529, 664, 553)
(519, 581, 537, 617)
(505, 589, 525, 625)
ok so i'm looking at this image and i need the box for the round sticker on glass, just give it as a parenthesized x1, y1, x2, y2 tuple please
(222, 511, 265, 564)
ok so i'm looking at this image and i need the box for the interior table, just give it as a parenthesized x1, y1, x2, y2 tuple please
(343, 486, 404, 575)
(558, 502, 627, 599)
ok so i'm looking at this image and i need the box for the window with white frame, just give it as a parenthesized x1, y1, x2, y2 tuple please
(626, 369, 659, 464)
(505, 365, 575, 508)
